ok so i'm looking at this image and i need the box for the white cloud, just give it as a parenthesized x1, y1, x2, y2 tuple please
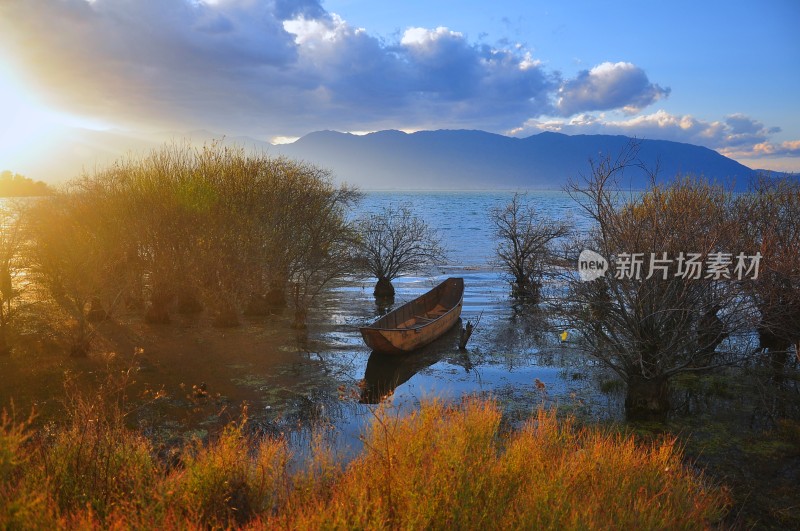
(0, 0, 571, 137)
(400, 26, 463, 47)
(10, 0, 789, 170)
(519, 52, 542, 71)
(510, 110, 800, 165)
(556, 62, 670, 116)
(282, 15, 558, 129)
(283, 14, 353, 46)
(723, 140, 800, 160)
(270, 135, 300, 145)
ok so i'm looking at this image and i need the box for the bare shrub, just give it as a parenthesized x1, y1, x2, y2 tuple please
(491, 192, 570, 302)
(353, 205, 446, 298)
(28, 142, 359, 343)
(559, 143, 749, 418)
(0, 200, 29, 356)
(29, 188, 130, 356)
(736, 175, 800, 366)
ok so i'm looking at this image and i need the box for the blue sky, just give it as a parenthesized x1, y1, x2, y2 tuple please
(1, 0, 798, 173)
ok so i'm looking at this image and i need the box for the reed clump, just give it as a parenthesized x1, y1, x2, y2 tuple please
(276, 398, 729, 529)
(0, 395, 729, 529)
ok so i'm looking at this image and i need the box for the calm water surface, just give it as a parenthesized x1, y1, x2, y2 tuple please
(236, 191, 614, 456)
(4, 192, 795, 525)
(1, 192, 614, 457)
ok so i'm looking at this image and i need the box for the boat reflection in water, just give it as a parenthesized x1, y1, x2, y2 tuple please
(359, 322, 469, 404)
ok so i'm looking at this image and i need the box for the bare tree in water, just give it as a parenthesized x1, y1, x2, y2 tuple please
(0, 200, 29, 356)
(491, 193, 570, 303)
(284, 178, 360, 329)
(354, 205, 446, 298)
(30, 187, 130, 356)
(28, 143, 361, 354)
(736, 176, 800, 368)
(557, 141, 750, 419)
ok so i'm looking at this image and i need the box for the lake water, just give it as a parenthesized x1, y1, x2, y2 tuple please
(1, 191, 617, 457)
(355, 190, 586, 266)
(249, 190, 616, 456)
(3, 190, 796, 525)
(116, 190, 615, 456)
(302, 193, 800, 528)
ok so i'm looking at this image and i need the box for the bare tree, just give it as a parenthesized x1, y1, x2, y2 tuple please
(0, 200, 29, 356)
(736, 175, 800, 366)
(491, 193, 570, 302)
(30, 189, 130, 356)
(27, 142, 361, 353)
(354, 205, 446, 298)
(558, 142, 749, 418)
(284, 177, 360, 329)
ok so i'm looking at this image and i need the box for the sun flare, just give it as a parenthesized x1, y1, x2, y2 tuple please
(0, 64, 66, 171)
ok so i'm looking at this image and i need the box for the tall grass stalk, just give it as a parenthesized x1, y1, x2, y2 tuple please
(0, 395, 729, 529)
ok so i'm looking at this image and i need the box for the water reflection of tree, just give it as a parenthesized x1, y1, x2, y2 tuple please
(488, 309, 551, 370)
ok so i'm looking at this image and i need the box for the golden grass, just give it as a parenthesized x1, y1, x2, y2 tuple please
(0, 396, 729, 530)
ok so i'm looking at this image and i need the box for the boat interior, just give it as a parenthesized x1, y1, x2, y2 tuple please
(366, 278, 463, 331)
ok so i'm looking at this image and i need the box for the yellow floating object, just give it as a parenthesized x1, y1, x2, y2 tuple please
(560, 330, 569, 342)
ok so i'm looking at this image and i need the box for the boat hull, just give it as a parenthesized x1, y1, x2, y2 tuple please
(359, 278, 464, 354)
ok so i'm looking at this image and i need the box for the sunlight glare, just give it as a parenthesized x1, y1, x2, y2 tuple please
(0, 64, 65, 170)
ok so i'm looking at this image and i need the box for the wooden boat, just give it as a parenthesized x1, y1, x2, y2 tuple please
(360, 277, 464, 354)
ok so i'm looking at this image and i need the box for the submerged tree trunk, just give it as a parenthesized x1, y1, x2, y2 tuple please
(292, 308, 308, 330)
(374, 276, 395, 298)
(70, 320, 91, 358)
(758, 324, 788, 352)
(624, 375, 671, 420)
(374, 295, 394, 315)
(265, 282, 288, 308)
(758, 324, 792, 373)
(459, 320, 474, 351)
(0, 327, 10, 357)
(70, 339, 90, 358)
(213, 300, 240, 328)
(692, 307, 728, 368)
(243, 293, 270, 316)
(511, 278, 541, 304)
(145, 290, 174, 324)
(86, 297, 109, 323)
(244, 283, 288, 316)
(176, 288, 203, 314)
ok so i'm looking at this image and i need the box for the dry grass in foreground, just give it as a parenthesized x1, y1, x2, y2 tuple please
(1, 394, 728, 529)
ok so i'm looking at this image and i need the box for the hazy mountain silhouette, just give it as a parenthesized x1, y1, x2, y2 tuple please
(275, 129, 757, 190)
(18, 127, 762, 190)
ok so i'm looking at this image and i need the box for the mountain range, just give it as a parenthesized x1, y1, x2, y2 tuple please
(274, 129, 759, 191)
(13, 128, 782, 191)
